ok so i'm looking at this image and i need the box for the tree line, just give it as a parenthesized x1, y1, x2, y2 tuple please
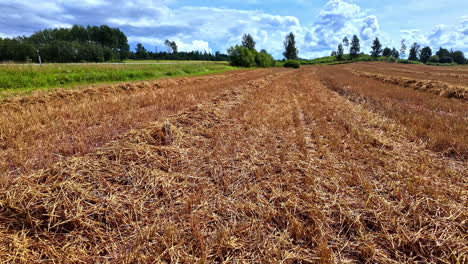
(226, 34, 276, 67)
(131, 41, 228, 61)
(332, 35, 466, 65)
(0, 25, 130, 63)
(0, 25, 228, 63)
(1, 24, 466, 65)
(227, 32, 298, 67)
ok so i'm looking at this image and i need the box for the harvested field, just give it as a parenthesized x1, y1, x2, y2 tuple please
(0, 69, 276, 177)
(348, 69, 467, 99)
(317, 65, 468, 159)
(348, 62, 468, 87)
(0, 63, 467, 263)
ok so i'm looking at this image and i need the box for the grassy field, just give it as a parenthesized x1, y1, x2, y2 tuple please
(123, 60, 228, 64)
(0, 63, 237, 98)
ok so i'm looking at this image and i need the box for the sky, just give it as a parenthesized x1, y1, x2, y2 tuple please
(0, 0, 467, 59)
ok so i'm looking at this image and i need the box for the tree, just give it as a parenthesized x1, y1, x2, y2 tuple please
(242, 34, 256, 50)
(337, 44, 344, 61)
(400, 39, 407, 59)
(370, 37, 382, 58)
(227, 45, 256, 67)
(428, 55, 439, 63)
(283, 32, 298, 60)
(343, 37, 349, 49)
(439, 56, 454, 63)
(382, 47, 392, 57)
(330, 51, 337, 56)
(451, 51, 465, 64)
(408, 42, 420, 61)
(391, 48, 399, 58)
(164, 40, 178, 53)
(349, 35, 360, 59)
(135, 43, 148, 59)
(435, 47, 450, 58)
(1, 24, 129, 62)
(255, 50, 276, 67)
(419, 46, 432, 63)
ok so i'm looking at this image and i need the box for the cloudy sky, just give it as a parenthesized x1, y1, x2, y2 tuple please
(0, 0, 467, 58)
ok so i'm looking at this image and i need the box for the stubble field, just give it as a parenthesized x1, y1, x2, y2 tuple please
(0, 62, 466, 263)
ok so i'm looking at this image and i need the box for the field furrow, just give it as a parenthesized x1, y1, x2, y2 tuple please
(317, 65, 468, 160)
(0, 64, 466, 263)
(348, 69, 468, 100)
(0, 68, 283, 177)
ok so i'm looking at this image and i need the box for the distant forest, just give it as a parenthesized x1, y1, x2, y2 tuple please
(0, 25, 228, 63)
(0, 24, 466, 64)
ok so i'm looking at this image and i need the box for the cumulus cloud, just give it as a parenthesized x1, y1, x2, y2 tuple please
(400, 17, 468, 55)
(300, 0, 384, 58)
(0, 0, 466, 58)
(360, 16, 379, 41)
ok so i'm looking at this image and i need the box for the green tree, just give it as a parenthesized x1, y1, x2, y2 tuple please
(343, 36, 349, 49)
(349, 35, 360, 59)
(451, 51, 466, 64)
(419, 46, 432, 63)
(400, 39, 407, 59)
(283, 32, 298, 60)
(337, 43, 344, 61)
(428, 55, 439, 63)
(255, 50, 275, 67)
(408, 42, 420, 61)
(135, 43, 148, 59)
(435, 47, 451, 58)
(242, 34, 256, 50)
(228, 45, 256, 67)
(439, 56, 454, 63)
(391, 48, 399, 58)
(382, 47, 392, 57)
(164, 40, 178, 53)
(370, 37, 382, 58)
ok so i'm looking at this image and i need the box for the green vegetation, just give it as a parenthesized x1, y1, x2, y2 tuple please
(420, 46, 432, 63)
(0, 25, 228, 63)
(371, 37, 382, 58)
(397, 59, 423, 64)
(408, 42, 420, 61)
(123, 60, 228, 64)
(283, 60, 300, 68)
(350, 35, 361, 59)
(300, 54, 373, 65)
(0, 25, 129, 63)
(2, 24, 466, 68)
(227, 34, 276, 68)
(0, 63, 238, 97)
(130, 40, 228, 61)
(425, 62, 459, 66)
(283, 32, 299, 60)
(305, 34, 465, 67)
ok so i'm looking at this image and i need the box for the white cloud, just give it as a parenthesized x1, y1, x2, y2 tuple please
(300, 0, 384, 58)
(360, 16, 379, 41)
(0, 0, 466, 58)
(400, 17, 468, 54)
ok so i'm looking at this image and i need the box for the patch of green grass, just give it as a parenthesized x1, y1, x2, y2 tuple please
(397, 59, 423, 64)
(283, 60, 301, 68)
(0, 63, 238, 98)
(123, 60, 228, 64)
(299, 54, 375, 65)
(425, 62, 459, 66)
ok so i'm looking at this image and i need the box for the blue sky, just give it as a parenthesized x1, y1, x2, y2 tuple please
(0, 0, 466, 58)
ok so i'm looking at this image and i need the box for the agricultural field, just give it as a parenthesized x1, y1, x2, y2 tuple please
(0, 63, 467, 263)
(0, 63, 236, 99)
(123, 60, 229, 64)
